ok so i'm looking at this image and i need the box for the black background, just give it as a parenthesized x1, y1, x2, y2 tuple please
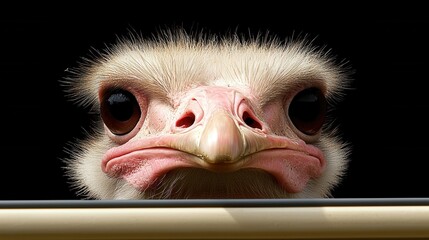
(2, 9, 428, 200)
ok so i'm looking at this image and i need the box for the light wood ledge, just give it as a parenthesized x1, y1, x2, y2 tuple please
(1, 199, 428, 239)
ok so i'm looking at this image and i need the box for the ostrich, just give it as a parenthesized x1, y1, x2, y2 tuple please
(62, 27, 351, 199)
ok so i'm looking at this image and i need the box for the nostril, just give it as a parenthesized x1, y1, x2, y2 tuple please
(176, 112, 196, 128)
(242, 111, 262, 130)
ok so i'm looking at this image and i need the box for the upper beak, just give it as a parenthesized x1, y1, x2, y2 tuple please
(169, 86, 264, 166)
(198, 110, 245, 164)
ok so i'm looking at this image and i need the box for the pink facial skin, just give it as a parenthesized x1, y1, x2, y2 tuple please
(101, 86, 326, 195)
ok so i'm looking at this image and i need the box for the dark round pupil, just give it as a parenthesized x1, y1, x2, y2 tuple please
(100, 88, 141, 136)
(106, 91, 135, 121)
(289, 87, 326, 135)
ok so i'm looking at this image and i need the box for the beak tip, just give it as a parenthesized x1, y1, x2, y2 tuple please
(204, 155, 236, 164)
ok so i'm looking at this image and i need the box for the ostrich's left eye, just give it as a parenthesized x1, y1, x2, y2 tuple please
(289, 87, 327, 135)
(100, 88, 141, 135)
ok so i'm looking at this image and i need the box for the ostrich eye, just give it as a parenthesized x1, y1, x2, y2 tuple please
(289, 87, 327, 135)
(100, 88, 141, 135)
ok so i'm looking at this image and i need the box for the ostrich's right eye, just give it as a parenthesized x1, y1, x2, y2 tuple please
(100, 88, 141, 135)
